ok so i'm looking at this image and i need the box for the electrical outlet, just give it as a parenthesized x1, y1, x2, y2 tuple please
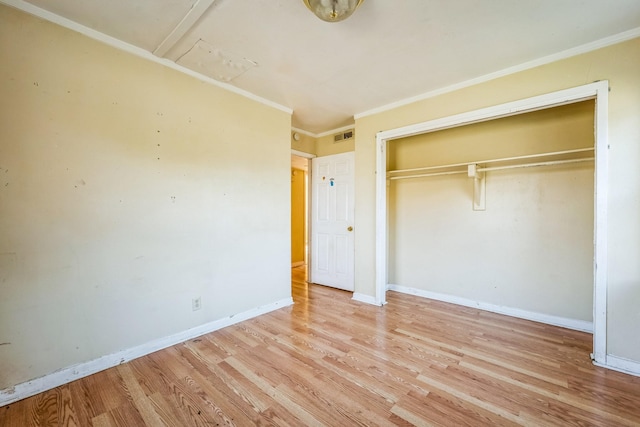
(192, 297, 202, 311)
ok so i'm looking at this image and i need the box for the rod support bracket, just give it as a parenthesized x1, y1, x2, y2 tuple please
(468, 164, 486, 211)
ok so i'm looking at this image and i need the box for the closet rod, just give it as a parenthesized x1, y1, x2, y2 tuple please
(388, 170, 467, 180)
(389, 157, 594, 181)
(477, 157, 594, 173)
(388, 147, 594, 175)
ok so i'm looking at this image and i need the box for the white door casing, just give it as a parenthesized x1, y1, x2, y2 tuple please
(311, 152, 355, 291)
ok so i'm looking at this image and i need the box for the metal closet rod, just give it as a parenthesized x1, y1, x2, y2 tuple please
(477, 157, 593, 173)
(388, 148, 595, 181)
(388, 147, 594, 180)
(387, 147, 594, 175)
(389, 170, 467, 180)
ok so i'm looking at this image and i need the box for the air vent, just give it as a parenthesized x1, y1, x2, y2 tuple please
(334, 130, 354, 143)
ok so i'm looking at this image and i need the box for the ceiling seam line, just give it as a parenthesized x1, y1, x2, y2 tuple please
(153, 0, 218, 58)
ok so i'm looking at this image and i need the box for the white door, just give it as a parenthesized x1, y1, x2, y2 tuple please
(311, 152, 355, 291)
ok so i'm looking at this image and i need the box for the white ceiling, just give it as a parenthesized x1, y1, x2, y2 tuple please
(10, 0, 640, 134)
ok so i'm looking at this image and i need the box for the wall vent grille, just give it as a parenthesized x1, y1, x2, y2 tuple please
(334, 130, 354, 143)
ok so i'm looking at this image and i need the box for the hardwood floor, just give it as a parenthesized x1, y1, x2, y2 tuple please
(2, 267, 640, 426)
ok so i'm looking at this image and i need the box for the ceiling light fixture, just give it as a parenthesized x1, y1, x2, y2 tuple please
(303, 0, 365, 22)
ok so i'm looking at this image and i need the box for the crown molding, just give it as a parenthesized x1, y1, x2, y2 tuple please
(291, 124, 355, 139)
(0, 0, 293, 115)
(355, 27, 640, 120)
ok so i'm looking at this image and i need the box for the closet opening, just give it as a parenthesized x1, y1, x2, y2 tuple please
(388, 100, 594, 329)
(375, 81, 609, 366)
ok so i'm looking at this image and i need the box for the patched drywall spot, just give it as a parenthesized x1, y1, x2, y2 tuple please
(2, 168, 10, 188)
(177, 39, 257, 83)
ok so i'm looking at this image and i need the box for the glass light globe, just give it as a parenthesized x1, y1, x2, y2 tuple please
(303, 0, 365, 22)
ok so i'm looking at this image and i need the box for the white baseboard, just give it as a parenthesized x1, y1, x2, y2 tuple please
(388, 284, 593, 333)
(352, 292, 381, 306)
(594, 355, 640, 377)
(0, 297, 293, 407)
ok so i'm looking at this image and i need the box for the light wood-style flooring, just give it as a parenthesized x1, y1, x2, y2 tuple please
(2, 266, 640, 426)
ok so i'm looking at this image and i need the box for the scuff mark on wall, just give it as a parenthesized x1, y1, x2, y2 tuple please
(2, 387, 16, 395)
(2, 168, 9, 188)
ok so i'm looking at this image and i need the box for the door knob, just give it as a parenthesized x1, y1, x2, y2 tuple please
(347, 226, 353, 232)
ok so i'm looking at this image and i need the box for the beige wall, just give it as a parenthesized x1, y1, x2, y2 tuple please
(291, 168, 306, 264)
(315, 133, 355, 157)
(389, 102, 594, 321)
(291, 132, 316, 155)
(355, 38, 640, 362)
(290, 130, 355, 157)
(0, 5, 291, 389)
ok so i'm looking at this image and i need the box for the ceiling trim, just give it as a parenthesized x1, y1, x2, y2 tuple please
(355, 27, 640, 121)
(153, 0, 218, 58)
(292, 124, 356, 139)
(0, 0, 293, 115)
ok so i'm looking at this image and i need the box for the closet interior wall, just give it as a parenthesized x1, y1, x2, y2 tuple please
(387, 100, 595, 323)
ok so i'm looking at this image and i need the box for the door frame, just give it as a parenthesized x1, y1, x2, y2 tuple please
(375, 81, 609, 364)
(291, 149, 315, 278)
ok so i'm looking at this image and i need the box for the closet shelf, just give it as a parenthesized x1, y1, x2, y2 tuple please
(388, 147, 594, 181)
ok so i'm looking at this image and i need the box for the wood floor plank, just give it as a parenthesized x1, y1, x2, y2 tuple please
(416, 372, 525, 425)
(67, 377, 105, 424)
(145, 392, 195, 427)
(105, 400, 148, 427)
(91, 412, 114, 427)
(116, 364, 168, 427)
(393, 388, 521, 427)
(222, 356, 324, 426)
(243, 341, 396, 425)
(29, 388, 61, 426)
(58, 386, 82, 427)
(3, 266, 640, 426)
